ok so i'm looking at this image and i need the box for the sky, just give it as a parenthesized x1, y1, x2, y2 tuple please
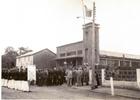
(0, 0, 140, 55)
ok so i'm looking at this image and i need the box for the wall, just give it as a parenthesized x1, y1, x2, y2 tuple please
(57, 41, 83, 59)
(33, 49, 56, 69)
(16, 56, 33, 69)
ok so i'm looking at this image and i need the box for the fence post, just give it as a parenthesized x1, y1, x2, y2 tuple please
(101, 69, 105, 84)
(136, 69, 140, 88)
(110, 77, 115, 96)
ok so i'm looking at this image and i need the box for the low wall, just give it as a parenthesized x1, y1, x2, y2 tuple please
(102, 80, 140, 90)
(1, 79, 29, 92)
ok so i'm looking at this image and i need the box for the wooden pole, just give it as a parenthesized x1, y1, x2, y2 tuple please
(91, 1, 97, 89)
(110, 77, 115, 96)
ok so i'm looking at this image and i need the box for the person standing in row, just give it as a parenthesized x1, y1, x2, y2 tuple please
(72, 67, 77, 85)
(76, 67, 83, 86)
(66, 68, 73, 87)
(83, 67, 89, 85)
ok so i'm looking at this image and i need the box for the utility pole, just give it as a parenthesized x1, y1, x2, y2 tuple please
(91, 1, 98, 89)
(80, 0, 99, 89)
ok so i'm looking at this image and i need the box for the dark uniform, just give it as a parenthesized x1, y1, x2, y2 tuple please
(72, 69, 77, 85)
(83, 68, 89, 85)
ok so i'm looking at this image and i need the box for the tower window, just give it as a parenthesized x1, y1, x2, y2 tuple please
(85, 48, 88, 62)
(85, 31, 88, 41)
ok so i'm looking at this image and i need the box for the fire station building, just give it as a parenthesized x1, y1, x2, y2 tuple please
(56, 22, 140, 68)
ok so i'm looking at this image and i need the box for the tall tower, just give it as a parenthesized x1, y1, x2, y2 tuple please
(83, 2, 100, 89)
(83, 23, 99, 65)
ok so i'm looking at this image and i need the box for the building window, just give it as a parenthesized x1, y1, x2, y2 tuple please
(100, 59, 106, 65)
(120, 60, 130, 67)
(67, 51, 76, 56)
(107, 60, 115, 66)
(114, 60, 119, 66)
(131, 61, 140, 67)
(60, 53, 65, 57)
(77, 50, 82, 55)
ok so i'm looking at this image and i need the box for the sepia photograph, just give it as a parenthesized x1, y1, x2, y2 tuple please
(0, 0, 140, 100)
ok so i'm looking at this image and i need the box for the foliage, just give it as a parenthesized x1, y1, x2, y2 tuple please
(2, 46, 32, 69)
(2, 46, 18, 69)
(18, 47, 32, 55)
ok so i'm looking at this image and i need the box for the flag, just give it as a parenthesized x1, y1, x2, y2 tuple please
(84, 5, 92, 17)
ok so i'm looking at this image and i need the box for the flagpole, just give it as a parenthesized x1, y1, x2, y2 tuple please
(81, 0, 85, 26)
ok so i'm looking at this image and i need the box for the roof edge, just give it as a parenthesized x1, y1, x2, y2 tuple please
(17, 48, 56, 58)
(57, 41, 83, 48)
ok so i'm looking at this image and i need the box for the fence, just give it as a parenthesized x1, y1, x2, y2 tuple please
(100, 68, 140, 90)
(96, 65, 137, 82)
(105, 67, 136, 81)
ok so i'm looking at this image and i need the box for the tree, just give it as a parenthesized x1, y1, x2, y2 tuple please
(2, 46, 32, 70)
(5, 46, 14, 54)
(18, 47, 32, 55)
(2, 46, 18, 69)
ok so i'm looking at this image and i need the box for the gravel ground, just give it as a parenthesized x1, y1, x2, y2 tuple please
(2, 85, 138, 100)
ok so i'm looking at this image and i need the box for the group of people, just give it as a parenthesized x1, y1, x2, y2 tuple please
(32, 65, 100, 87)
(2, 68, 27, 81)
(2, 65, 100, 88)
(65, 65, 100, 87)
(36, 67, 65, 86)
(66, 66, 89, 87)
